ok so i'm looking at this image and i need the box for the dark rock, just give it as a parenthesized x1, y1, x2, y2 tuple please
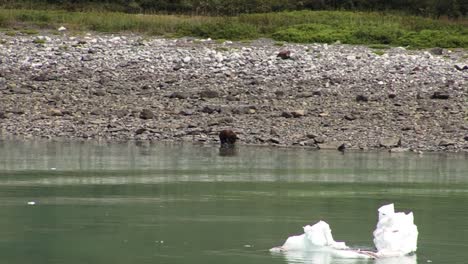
(199, 89, 219, 99)
(201, 105, 220, 114)
(32, 74, 54, 82)
(173, 64, 183, 71)
(11, 109, 25, 115)
(454, 64, 468, 71)
(169, 92, 189, 99)
(281, 111, 293, 118)
(158, 82, 170, 89)
(337, 143, 347, 152)
(344, 115, 357, 121)
(438, 139, 455, 147)
(275, 90, 285, 98)
(379, 137, 401, 148)
(249, 79, 261, 85)
(430, 47, 443, 55)
(0, 111, 6, 119)
(135, 128, 147, 135)
(356, 94, 369, 102)
(139, 109, 154, 119)
(388, 93, 397, 99)
(464, 135, 468, 141)
(269, 138, 281, 144)
(431, 92, 449, 100)
(81, 55, 93, 61)
(312, 90, 322, 96)
(277, 50, 291, 59)
(93, 89, 106, 96)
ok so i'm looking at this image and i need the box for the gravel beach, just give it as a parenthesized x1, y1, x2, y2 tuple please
(0, 32, 467, 152)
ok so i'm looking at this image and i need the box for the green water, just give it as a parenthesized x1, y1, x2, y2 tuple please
(0, 140, 467, 264)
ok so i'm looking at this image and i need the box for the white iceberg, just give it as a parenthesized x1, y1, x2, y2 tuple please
(373, 204, 418, 257)
(271, 204, 418, 260)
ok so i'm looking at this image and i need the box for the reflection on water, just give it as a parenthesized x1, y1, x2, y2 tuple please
(273, 250, 416, 264)
(0, 140, 467, 185)
(219, 146, 238, 157)
(0, 140, 467, 264)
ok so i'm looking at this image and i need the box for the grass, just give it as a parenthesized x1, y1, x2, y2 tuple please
(368, 44, 391, 49)
(373, 50, 386, 56)
(32, 38, 45, 44)
(0, 9, 467, 48)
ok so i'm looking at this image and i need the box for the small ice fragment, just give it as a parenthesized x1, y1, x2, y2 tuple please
(427, 260, 432, 263)
(244, 245, 252, 248)
(27, 201, 36, 205)
(50, 167, 56, 170)
(160, 240, 164, 244)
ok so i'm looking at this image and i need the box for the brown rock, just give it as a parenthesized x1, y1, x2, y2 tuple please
(49, 109, 63, 117)
(199, 89, 219, 99)
(277, 50, 291, 59)
(291, 110, 306, 118)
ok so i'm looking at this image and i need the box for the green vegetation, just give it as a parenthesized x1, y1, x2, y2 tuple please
(0, 9, 466, 48)
(373, 50, 386, 56)
(32, 38, 46, 44)
(2, 0, 467, 18)
(368, 44, 391, 49)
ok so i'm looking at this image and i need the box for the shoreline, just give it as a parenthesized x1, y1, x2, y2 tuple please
(0, 31, 467, 153)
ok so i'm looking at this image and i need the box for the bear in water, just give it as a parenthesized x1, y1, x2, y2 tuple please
(219, 130, 237, 146)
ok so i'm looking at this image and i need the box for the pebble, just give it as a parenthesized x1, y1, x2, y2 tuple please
(0, 32, 465, 152)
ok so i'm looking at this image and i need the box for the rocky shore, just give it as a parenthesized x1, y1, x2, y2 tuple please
(0, 31, 467, 152)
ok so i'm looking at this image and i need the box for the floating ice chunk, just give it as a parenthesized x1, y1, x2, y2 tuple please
(27, 201, 36, 205)
(304, 221, 348, 249)
(273, 220, 370, 258)
(374, 203, 418, 257)
(272, 203, 418, 260)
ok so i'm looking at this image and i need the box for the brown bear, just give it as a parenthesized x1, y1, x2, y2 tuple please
(219, 130, 237, 146)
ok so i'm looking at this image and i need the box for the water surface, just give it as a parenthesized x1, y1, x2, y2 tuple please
(0, 140, 467, 264)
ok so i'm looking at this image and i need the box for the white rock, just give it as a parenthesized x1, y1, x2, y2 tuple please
(58, 26, 67, 31)
(182, 56, 191, 63)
